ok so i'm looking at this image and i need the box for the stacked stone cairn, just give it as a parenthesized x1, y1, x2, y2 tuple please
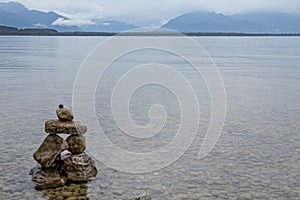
(29, 104, 98, 190)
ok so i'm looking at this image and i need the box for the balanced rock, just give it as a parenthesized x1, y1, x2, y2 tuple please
(33, 134, 68, 168)
(66, 135, 86, 154)
(56, 104, 73, 121)
(61, 152, 98, 182)
(29, 166, 67, 190)
(45, 119, 87, 135)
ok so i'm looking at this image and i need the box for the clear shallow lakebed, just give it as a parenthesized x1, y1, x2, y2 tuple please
(0, 36, 300, 199)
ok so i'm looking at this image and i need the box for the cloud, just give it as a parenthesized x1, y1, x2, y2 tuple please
(7, 0, 105, 22)
(33, 23, 47, 28)
(51, 17, 95, 26)
(159, 20, 169, 27)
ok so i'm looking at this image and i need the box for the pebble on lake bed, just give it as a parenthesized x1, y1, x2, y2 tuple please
(133, 193, 152, 200)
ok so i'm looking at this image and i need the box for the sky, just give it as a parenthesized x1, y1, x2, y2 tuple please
(1, 0, 300, 27)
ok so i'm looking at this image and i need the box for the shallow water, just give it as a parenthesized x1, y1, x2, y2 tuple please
(0, 36, 299, 199)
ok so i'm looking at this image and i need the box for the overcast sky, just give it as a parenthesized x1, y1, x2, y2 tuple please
(1, 0, 300, 26)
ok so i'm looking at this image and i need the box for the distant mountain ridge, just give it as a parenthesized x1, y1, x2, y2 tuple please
(231, 13, 300, 33)
(163, 11, 300, 33)
(0, 2, 80, 31)
(0, 2, 140, 32)
(1, 2, 300, 33)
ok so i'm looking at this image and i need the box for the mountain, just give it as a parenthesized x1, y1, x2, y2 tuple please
(162, 11, 300, 33)
(0, 2, 140, 32)
(79, 20, 140, 32)
(162, 11, 254, 32)
(2, 2, 300, 33)
(0, 2, 80, 32)
(231, 13, 300, 33)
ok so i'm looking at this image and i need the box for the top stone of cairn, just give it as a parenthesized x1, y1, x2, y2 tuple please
(56, 104, 73, 121)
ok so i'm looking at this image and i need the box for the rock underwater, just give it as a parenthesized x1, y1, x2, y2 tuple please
(29, 166, 67, 190)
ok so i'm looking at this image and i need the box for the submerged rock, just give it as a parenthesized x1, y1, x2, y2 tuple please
(45, 119, 87, 135)
(40, 182, 88, 200)
(56, 104, 74, 121)
(29, 166, 67, 190)
(133, 193, 152, 200)
(66, 135, 86, 154)
(61, 152, 97, 182)
(33, 134, 68, 168)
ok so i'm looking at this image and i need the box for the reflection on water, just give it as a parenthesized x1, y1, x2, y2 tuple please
(0, 36, 300, 199)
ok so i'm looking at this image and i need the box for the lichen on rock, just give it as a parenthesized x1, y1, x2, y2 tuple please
(33, 134, 68, 168)
(56, 104, 74, 121)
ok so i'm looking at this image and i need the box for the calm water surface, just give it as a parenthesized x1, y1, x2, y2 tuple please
(0, 36, 299, 199)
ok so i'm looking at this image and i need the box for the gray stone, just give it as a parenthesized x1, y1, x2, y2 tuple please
(61, 153, 97, 182)
(61, 150, 72, 160)
(29, 166, 67, 190)
(45, 119, 87, 135)
(33, 134, 68, 168)
(66, 135, 86, 154)
(56, 104, 74, 121)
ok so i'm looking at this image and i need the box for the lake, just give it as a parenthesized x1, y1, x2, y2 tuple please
(0, 36, 299, 199)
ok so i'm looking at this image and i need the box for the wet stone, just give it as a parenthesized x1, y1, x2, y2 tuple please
(61, 152, 98, 182)
(56, 104, 74, 121)
(29, 105, 98, 191)
(45, 119, 87, 135)
(29, 166, 67, 190)
(33, 134, 68, 168)
(62, 191, 73, 197)
(56, 196, 64, 200)
(66, 135, 86, 154)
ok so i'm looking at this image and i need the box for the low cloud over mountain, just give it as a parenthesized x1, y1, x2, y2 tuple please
(0, 2, 139, 32)
(1, 2, 300, 33)
(0, 2, 80, 31)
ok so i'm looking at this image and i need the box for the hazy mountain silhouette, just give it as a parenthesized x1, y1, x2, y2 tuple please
(231, 13, 300, 33)
(0, 2, 141, 32)
(1, 2, 300, 33)
(0, 2, 80, 31)
(163, 11, 300, 33)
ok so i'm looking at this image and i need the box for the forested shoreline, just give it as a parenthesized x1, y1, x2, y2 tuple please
(1, 25, 300, 36)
